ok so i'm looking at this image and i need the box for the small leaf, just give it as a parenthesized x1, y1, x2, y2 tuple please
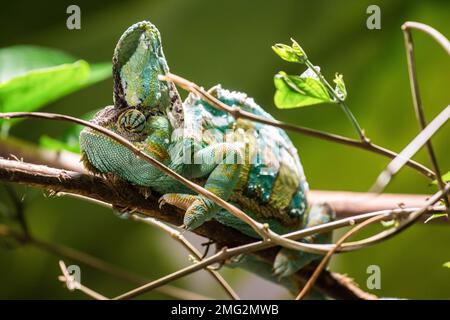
(274, 71, 332, 108)
(272, 38, 307, 64)
(333, 73, 347, 100)
(424, 213, 448, 224)
(443, 262, 450, 269)
(431, 171, 450, 185)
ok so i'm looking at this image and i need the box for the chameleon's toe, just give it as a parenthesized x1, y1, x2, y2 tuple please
(158, 197, 167, 209)
(158, 193, 198, 210)
(183, 199, 209, 230)
(273, 251, 300, 279)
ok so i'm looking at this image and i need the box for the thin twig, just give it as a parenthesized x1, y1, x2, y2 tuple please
(402, 23, 450, 212)
(112, 195, 445, 300)
(340, 184, 450, 250)
(0, 223, 212, 300)
(132, 215, 240, 300)
(371, 105, 450, 193)
(401, 22, 450, 55)
(58, 260, 108, 300)
(160, 72, 434, 178)
(59, 192, 238, 299)
(295, 215, 385, 300)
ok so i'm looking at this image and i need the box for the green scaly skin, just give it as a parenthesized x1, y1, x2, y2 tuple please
(79, 21, 334, 289)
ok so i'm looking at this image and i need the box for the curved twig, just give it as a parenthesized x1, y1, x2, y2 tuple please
(402, 21, 450, 212)
(160, 73, 434, 179)
(402, 21, 450, 55)
(295, 215, 385, 300)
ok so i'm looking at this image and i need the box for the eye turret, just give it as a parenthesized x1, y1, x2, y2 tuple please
(118, 109, 146, 133)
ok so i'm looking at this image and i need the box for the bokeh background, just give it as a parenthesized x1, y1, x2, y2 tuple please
(0, 0, 449, 299)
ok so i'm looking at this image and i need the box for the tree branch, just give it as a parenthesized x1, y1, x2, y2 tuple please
(0, 157, 380, 299)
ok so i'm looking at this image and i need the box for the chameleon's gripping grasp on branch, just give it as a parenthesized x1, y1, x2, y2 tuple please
(79, 21, 334, 289)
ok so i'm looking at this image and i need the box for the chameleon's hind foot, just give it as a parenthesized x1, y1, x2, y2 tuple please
(158, 193, 197, 210)
(183, 198, 210, 230)
(158, 193, 211, 230)
(273, 248, 317, 279)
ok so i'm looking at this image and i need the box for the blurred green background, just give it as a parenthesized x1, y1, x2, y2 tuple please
(0, 0, 449, 299)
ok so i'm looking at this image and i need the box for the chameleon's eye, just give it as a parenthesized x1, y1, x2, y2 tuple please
(118, 109, 146, 133)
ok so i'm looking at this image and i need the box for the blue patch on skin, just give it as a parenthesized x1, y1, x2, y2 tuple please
(289, 184, 308, 220)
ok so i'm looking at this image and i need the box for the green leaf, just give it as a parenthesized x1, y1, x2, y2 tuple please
(443, 262, 450, 269)
(274, 70, 332, 108)
(0, 45, 78, 82)
(424, 213, 448, 224)
(0, 45, 110, 129)
(39, 110, 98, 153)
(272, 38, 307, 63)
(431, 171, 450, 185)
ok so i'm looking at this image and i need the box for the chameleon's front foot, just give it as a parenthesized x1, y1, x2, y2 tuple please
(159, 193, 212, 230)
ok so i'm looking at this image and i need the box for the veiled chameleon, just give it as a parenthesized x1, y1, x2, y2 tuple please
(79, 21, 334, 286)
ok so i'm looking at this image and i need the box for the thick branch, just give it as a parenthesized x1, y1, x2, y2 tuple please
(0, 139, 434, 218)
(0, 158, 379, 299)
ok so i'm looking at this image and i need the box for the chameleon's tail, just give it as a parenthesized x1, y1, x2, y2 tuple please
(226, 254, 327, 299)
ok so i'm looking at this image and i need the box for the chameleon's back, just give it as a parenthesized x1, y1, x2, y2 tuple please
(184, 85, 309, 235)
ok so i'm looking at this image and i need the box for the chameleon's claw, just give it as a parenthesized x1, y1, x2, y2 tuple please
(158, 197, 167, 209)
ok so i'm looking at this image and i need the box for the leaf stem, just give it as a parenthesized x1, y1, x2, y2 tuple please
(304, 60, 368, 142)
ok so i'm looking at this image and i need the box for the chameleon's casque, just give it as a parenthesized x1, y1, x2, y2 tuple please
(79, 21, 334, 287)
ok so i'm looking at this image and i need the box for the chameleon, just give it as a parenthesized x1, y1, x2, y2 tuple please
(79, 21, 334, 289)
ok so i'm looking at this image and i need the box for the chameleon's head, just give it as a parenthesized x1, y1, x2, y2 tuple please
(79, 21, 177, 175)
(113, 20, 173, 113)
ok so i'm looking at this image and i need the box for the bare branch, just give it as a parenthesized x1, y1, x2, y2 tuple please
(0, 158, 378, 299)
(402, 23, 450, 212)
(0, 136, 86, 172)
(371, 105, 449, 193)
(0, 158, 445, 250)
(295, 215, 385, 300)
(402, 21, 450, 55)
(0, 222, 212, 300)
(132, 215, 240, 300)
(58, 260, 108, 300)
(160, 73, 434, 179)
